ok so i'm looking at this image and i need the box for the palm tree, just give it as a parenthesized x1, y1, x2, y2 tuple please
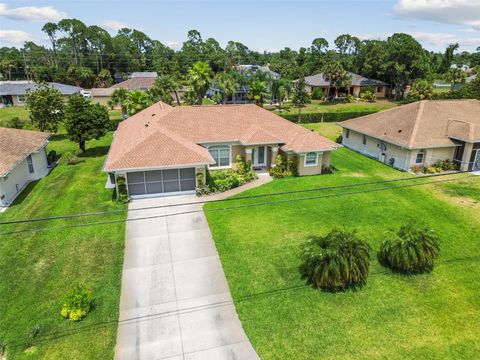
(247, 80, 269, 106)
(323, 61, 352, 99)
(215, 72, 238, 104)
(149, 75, 181, 106)
(123, 90, 152, 116)
(109, 88, 129, 116)
(187, 61, 213, 104)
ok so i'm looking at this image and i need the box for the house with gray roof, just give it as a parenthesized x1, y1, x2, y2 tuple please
(0, 81, 82, 107)
(295, 72, 389, 99)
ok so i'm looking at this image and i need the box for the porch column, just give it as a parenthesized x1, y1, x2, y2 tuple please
(245, 147, 253, 163)
(460, 142, 474, 172)
(271, 146, 279, 167)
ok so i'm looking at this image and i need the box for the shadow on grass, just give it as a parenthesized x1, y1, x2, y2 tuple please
(79, 146, 110, 159)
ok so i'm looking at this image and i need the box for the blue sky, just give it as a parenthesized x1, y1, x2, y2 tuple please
(0, 0, 479, 52)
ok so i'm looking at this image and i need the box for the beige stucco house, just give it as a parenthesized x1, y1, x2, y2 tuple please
(340, 100, 480, 172)
(0, 127, 51, 208)
(295, 72, 388, 99)
(104, 102, 340, 197)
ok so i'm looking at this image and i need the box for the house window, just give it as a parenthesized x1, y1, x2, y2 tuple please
(208, 145, 230, 167)
(304, 152, 318, 167)
(416, 149, 425, 164)
(17, 95, 26, 103)
(346, 129, 350, 139)
(376, 87, 383, 93)
(362, 135, 367, 145)
(27, 154, 34, 173)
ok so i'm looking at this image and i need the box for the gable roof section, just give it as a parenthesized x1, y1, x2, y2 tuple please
(0, 127, 51, 177)
(111, 77, 156, 90)
(104, 102, 340, 171)
(0, 81, 82, 96)
(341, 100, 480, 149)
(299, 72, 388, 87)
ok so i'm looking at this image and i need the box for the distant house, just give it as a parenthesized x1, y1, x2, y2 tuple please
(340, 100, 480, 172)
(0, 128, 51, 208)
(295, 72, 389, 99)
(237, 64, 280, 80)
(111, 72, 158, 92)
(0, 81, 82, 107)
(90, 87, 116, 107)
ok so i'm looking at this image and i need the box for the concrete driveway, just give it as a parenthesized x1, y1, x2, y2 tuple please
(115, 177, 270, 360)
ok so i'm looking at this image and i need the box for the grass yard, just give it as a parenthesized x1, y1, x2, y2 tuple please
(265, 99, 397, 114)
(204, 146, 480, 359)
(0, 130, 126, 358)
(302, 122, 342, 141)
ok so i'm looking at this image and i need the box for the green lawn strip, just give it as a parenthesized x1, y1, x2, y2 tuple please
(204, 148, 480, 359)
(441, 180, 480, 202)
(0, 132, 126, 359)
(301, 122, 342, 141)
(266, 99, 397, 114)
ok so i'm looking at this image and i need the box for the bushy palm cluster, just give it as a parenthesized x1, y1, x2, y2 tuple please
(379, 223, 440, 274)
(300, 229, 371, 292)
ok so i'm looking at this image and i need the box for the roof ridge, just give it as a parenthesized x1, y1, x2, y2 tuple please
(407, 101, 425, 149)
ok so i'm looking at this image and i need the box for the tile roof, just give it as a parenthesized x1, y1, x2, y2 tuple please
(91, 87, 116, 97)
(0, 81, 82, 96)
(111, 77, 156, 90)
(0, 127, 51, 176)
(298, 72, 388, 87)
(104, 102, 340, 171)
(341, 99, 480, 149)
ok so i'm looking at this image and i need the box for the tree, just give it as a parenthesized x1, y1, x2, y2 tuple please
(108, 88, 129, 115)
(149, 75, 180, 105)
(441, 43, 459, 73)
(292, 77, 310, 107)
(247, 80, 269, 106)
(408, 79, 434, 100)
(64, 94, 109, 152)
(446, 67, 466, 90)
(215, 72, 238, 104)
(41, 22, 59, 68)
(123, 90, 152, 115)
(95, 68, 113, 88)
(25, 83, 64, 132)
(323, 61, 352, 99)
(187, 61, 213, 104)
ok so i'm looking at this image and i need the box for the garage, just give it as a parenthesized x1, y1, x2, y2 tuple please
(126, 168, 196, 196)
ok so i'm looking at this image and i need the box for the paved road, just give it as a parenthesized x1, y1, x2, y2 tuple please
(115, 176, 271, 360)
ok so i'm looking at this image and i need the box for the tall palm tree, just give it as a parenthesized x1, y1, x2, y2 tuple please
(323, 61, 352, 100)
(123, 90, 152, 116)
(187, 61, 213, 104)
(149, 75, 181, 105)
(215, 72, 238, 104)
(247, 80, 269, 106)
(109, 88, 129, 116)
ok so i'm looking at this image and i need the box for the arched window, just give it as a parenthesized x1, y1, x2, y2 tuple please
(304, 152, 318, 167)
(208, 145, 230, 167)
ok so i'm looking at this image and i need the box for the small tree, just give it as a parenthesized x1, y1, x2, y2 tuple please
(64, 94, 109, 152)
(446, 67, 466, 90)
(407, 79, 434, 101)
(109, 88, 128, 116)
(323, 61, 352, 99)
(187, 61, 213, 104)
(292, 77, 310, 107)
(247, 80, 269, 106)
(123, 89, 152, 116)
(25, 83, 64, 132)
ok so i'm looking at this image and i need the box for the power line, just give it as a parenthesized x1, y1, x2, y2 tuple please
(0, 175, 471, 236)
(0, 170, 473, 226)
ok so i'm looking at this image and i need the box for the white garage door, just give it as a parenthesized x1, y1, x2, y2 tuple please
(126, 168, 196, 196)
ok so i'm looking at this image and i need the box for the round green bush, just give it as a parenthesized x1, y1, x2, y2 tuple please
(300, 229, 371, 291)
(60, 284, 94, 321)
(379, 223, 440, 274)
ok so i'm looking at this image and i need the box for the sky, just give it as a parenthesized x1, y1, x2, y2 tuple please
(0, 0, 479, 53)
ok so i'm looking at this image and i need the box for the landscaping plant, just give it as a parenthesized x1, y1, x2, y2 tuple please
(299, 229, 371, 291)
(379, 222, 440, 273)
(60, 284, 94, 321)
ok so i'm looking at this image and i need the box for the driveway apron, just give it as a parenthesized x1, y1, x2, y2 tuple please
(115, 189, 262, 360)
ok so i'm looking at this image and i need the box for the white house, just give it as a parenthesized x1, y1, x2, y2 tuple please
(0, 127, 51, 208)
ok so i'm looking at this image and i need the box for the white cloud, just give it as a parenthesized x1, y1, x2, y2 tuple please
(0, 30, 31, 46)
(0, 3, 66, 22)
(163, 40, 181, 49)
(394, 0, 480, 30)
(101, 20, 132, 32)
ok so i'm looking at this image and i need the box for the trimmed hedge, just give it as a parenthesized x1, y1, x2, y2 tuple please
(277, 111, 378, 123)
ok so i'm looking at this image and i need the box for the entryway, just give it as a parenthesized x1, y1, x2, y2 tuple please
(251, 146, 266, 168)
(473, 149, 480, 171)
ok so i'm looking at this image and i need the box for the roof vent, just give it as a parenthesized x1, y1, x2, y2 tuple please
(152, 113, 155, 116)
(398, 129, 402, 133)
(145, 122, 149, 127)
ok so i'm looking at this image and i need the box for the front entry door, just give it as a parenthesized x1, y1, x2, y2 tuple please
(252, 146, 266, 167)
(474, 149, 480, 171)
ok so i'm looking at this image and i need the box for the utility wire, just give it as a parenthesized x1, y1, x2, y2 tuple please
(0, 170, 474, 226)
(0, 175, 470, 236)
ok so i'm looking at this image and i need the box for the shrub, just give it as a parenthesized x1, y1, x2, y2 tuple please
(6, 116, 24, 129)
(321, 165, 336, 174)
(360, 90, 376, 102)
(345, 94, 356, 103)
(116, 176, 128, 202)
(202, 159, 258, 195)
(279, 111, 378, 123)
(432, 159, 458, 171)
(410, 165, 424, 173)
(379, 223, 440, 274)
(60, 151, 81, 165)
(299, 229, 371, 291)
(335, 134, 343, 144)
(47, 150, 57, 165)
(0, 339, 5, 355)
(287, 155, 299, 177)
(311, 87, 324, 100)
(269, 155, 293, 178)
(211, 93, 223, 104)
(60, 284, 94, 321)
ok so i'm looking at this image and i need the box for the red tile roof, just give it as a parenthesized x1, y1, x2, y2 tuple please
(104, 102, 339, 171)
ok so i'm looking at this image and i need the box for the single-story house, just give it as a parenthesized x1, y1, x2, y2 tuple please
(340, 99, 480, 172)
(0, 127, 51, 207)
(111, 72, 158, 91)
(0, 81, 82, 106)
(296, 72, 389, 99)
(90, 87, 116, 107)
(104, 102, 340, 198)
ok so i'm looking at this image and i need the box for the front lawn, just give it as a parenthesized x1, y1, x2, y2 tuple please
(0, 132, 126, 359)
(265, 99, 397, 114)
(204, 148, 480, 359)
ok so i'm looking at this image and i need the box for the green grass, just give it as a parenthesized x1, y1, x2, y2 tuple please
(442, 180, 480, 202)
(302, 122, 342, 141)
(265, 99, 397, 114)
(204, 148, 480, 359)
(0, 130, 126, 359)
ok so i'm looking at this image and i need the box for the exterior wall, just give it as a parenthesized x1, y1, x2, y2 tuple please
(10, 94, 72, 106)
(374, 86, 387, 98)
(408, 147, 456, 169)
(297, 153, 324, 176)
(0, 147, 49, 206)
(231, 145, 245, 164)
(352, 86, 361, 97)
(92, 96, 111, 107)
(322, 151, 331, 168)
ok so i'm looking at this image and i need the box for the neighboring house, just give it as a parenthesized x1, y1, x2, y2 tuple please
(237, 64, 280, 80)
(104, 102, 340, 198)
(340, 100, 480, 172)
(90, 87, 116, 107)
(0, 127, 51, 207)
(0, 81, 82, 107)
(296, 72, 389, 99)
(111, 72, 158, 91)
